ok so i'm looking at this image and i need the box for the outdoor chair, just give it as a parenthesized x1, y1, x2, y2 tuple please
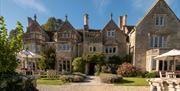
(159, 71, 166, 78)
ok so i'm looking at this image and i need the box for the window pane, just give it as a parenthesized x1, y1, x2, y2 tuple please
(113, 47, 116, 53)
(160, 16, 164, 25)
(90, 47, 92, 52)
(154, 37, 158, 47)
(112, 31, 115, 37)
(63, 61, 66, 71)
(105, 48, 108, 53)
(156, 16, 159, 25)
(93, 47, 96, 52)
(109, 48, 112, 53)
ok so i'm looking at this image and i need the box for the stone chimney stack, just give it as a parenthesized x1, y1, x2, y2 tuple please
(84, 13, 89, 31)
(119, 15, 127, 30)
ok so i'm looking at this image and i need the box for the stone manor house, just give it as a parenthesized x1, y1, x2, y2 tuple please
(23, 0, 180, 74)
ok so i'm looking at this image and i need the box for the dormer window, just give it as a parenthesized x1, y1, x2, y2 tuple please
(107, 30, 115, 37)
(62, 32, 71, 38)
(155, 15, 165, 26)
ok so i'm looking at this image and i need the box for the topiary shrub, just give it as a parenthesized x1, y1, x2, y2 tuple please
(99, 73, 122, 84)
(116, 63, 140, 77)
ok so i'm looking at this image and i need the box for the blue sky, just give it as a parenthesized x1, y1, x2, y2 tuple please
(0, 0, 180, 31)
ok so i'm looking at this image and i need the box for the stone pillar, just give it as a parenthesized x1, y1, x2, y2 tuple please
(162, 61, 165, 71)
(156, 60, 159, 71)
(167, 61, 170, 71)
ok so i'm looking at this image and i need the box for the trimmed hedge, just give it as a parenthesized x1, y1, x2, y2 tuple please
(100, 73, 122, 84)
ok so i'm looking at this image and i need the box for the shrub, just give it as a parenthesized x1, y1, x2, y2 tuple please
(72, 75, 84, 82)
(59, 74, 86, 82)
(0, 72, 38, 91)
(72, 57, 85, 73)
(99, 73, 122, 84)
(101, 65, 111, 73)
(145, 72, 157, 78)
(59, 75, 73, 82)
(72, 72, 87, 79)
(116, 63, 140, 77)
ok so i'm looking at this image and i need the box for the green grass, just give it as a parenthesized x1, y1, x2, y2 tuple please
(37, 78, 65, 85)
(115, 77, 149, 86)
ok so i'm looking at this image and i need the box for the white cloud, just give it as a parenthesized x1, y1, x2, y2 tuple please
(92, 0, 111, 14)
(131, 0, 154, 11)
(13, 0, 47, 13)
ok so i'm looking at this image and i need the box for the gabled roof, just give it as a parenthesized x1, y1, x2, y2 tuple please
(58, 19, 75, 31)
(136, 0, 180, 27)
(103, 19, 119, 30)
(26, 17, 47, 35)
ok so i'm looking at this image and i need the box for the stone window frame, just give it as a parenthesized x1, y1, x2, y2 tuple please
(89, 46, 96, 52)
(59, 60, 71, 73)
(59, 43, 71, 51)
(154, 14, 166, 27)
(62, 31, 71, 38)
(149, 35, 167, 48)
(106, 30, 115, 37)
(105, 46, 117, 54)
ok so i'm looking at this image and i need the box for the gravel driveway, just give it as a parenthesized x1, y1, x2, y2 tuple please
(37, 76, 150, 91)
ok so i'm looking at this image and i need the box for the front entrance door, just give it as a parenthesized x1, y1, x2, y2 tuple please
(88, 63, 95, 75)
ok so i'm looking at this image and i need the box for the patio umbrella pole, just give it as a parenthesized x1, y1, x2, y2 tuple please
(173, 56, 175, 71)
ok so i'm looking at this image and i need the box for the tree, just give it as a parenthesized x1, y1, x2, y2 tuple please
(0, 16, 23, 73)
(106, 55, 123, 74)
(41, 17, 63, 31)
(37, 47, 56, 70)
(83, 52, 106, 73)
(72, 57, 85, 72)
(83, 52, 105, 65)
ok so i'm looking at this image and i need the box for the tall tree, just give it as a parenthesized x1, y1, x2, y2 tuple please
(38, 47, 56, 70)
(0, 16, 23, 73)
(72, 57, 85, 72)
(41, 17, 63, 31)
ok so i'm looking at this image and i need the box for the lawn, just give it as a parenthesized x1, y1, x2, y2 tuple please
(37, 78, 65, 85)
(115, 77, 149, 86)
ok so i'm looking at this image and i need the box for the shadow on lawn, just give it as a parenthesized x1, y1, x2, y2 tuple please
(117, 79, 134, 84)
